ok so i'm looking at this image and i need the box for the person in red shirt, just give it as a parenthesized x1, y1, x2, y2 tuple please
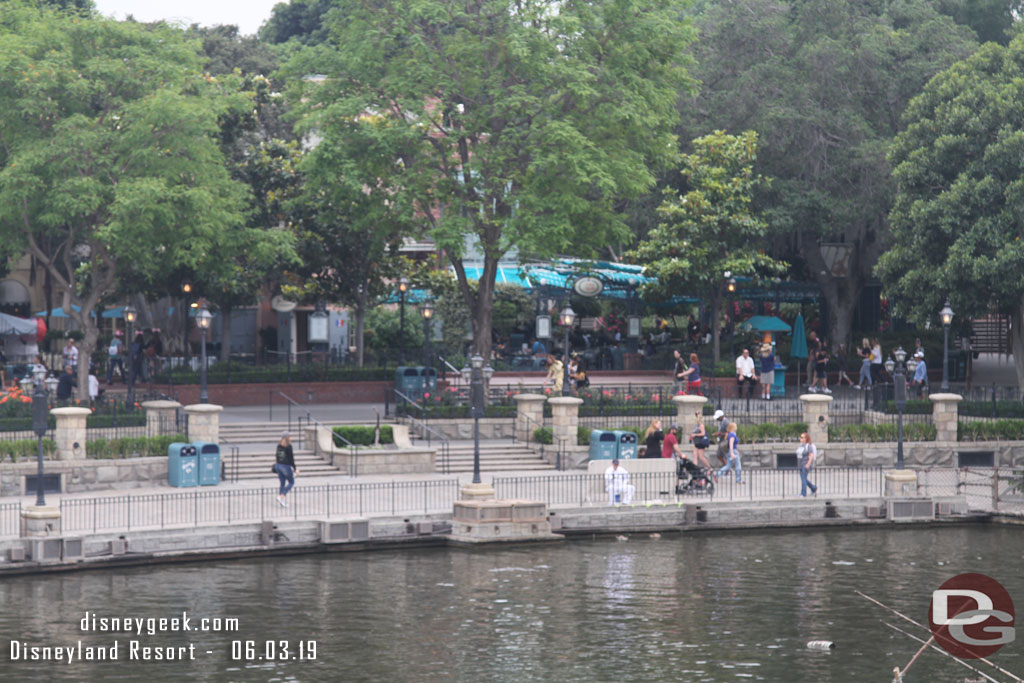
(661, 425, 683, 458)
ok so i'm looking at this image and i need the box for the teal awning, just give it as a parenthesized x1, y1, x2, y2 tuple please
(741, 315, 792, 333)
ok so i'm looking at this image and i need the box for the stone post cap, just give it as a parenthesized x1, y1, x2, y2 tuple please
(672, 395, 708, 407)
(183, 404, 225, 414)
(547, 396, 584, 406)
(141, 400, 182, 410)
(50, 407, 92, 418)
(799, 393, 834, 404)
(513, 393, 548, 403)
(928, 393, 963, 403)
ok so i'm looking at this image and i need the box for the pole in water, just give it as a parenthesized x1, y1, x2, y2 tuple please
(806, 640, 835, 650)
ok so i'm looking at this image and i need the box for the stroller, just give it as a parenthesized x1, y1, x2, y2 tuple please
(675, 456, 715, 496)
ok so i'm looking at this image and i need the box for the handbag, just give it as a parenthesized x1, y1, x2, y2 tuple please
(695, 436, 710, 449)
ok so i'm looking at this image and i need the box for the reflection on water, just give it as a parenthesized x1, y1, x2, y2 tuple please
(0, 525, 1021, 681)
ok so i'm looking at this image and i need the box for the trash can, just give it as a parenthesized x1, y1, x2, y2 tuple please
(588, 430, 619, 460)
(193, 441, 221, 486)
(772, 362, 786, 398)
(420, 366, 438, 397)
(168, 443, 198, 488)
(615, 431, 638, 459)
(395, 366, 424, 398)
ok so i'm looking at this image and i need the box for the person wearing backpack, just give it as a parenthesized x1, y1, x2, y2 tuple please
(107, 331, 126, 385)
(273, 432, 300, 507)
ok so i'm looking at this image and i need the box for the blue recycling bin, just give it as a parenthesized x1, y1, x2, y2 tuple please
(193, 441, 221, 486)
(168, 443, 198, 487)
(772, 362, 786, 398)
(395, 366, 424, 398)
(588, 430, 619, 460)
(614, 431, 638, 459)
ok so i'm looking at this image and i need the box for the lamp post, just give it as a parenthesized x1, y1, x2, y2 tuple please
(421, 300, 434, 369)
(885, 347, 911, 469)
(31, 366, 49, 506)
(182, 282, 193, 362)
(124, 305, 137, 406)
(726, 274, 737, 358)
(560, 305, 575, 396)
(940, 300, 954, 391)
(196, 307, 212, 404)
(398, 277, 409, 364)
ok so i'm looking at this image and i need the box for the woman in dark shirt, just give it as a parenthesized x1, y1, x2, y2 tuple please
(642, 419, 664, 458)
(273, 432, 299, 507)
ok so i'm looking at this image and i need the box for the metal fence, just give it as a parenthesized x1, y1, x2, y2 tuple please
(56, 479, 461, 534)
(493, 467, 886, 507)
(0, 501, 21, 538)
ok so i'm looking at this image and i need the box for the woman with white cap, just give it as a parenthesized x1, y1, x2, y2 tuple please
(273, 431, 299, 507)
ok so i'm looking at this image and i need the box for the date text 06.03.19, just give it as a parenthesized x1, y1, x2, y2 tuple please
(231, 640, 317, 661)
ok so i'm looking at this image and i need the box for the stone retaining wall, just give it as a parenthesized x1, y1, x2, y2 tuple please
(0, 457, 168, 497)
(410, 418, 516, 441)
(739, 441, 1024, 468)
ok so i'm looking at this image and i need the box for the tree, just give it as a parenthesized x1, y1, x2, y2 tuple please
(679, 0, 979, 349)
(630, 131, 785, 363)
(877, 35, 1024, 385)
(285, 0, 695, 362)
(0, 5, 251, 397)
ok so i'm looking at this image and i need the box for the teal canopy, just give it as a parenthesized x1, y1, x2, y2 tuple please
(790, 313, 808, 359)
(741, 315, 792, 333)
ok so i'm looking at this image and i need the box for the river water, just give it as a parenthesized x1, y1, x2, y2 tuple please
(1, 525, 1020, 682)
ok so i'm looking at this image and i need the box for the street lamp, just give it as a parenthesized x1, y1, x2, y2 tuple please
(31, 366, 49, 506)
(398, 277, 410, 364)
(560, 305, 575, 396)
(196, 307, 213, 404)
(459, 354, 489, 484)
(182, 282, 193, 361)
(421, 300, 434, 369)
(885, 346, 909, 469)
(124, 305, 137, 406)
(940, 300, 954, 391)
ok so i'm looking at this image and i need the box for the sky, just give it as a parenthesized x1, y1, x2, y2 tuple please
(92, 0, 281, 36)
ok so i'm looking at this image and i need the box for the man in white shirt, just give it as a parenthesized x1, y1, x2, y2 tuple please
(604, 459, 635, 505)
(735, 348, 757, 399)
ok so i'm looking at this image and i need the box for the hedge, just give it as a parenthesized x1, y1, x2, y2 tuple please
(86, 434, 188, 459)
(333, 425, 394, 447)
(533, 427, 553, 444)
(958, 420, 1024, 441)
(155, 363, 397, 385)
(828, 422, 937, 442)
(0, 438, 57, 462)
(736, 422, 808, 444)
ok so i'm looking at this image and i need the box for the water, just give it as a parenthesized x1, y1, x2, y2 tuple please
(1, 525, 1021, 682)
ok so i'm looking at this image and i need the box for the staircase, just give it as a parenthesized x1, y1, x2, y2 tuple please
(219, 422, 339, 481)
(436, 439, 555, 473)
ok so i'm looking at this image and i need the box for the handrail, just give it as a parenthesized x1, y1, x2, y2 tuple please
(273, 390, 361, 476)
(513, 411, 570, 471)
(392, 388, 424, 412)
(404, 415, 450, 474)
(437, 355, 463, 384)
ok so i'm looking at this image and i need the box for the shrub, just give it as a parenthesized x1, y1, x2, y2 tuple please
(958, 420, 1024, 441)
(736, 422, 807, 443)
(827, 423, 936, 443)
(332, 425, 395, 447)
(577, 425, 592, 446)
(0, 438, 57, 462)
(85, 434, 187, 458)
(533, 427, 553, 444)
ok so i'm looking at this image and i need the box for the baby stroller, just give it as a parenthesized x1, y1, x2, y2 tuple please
(675, 456, 715, 496)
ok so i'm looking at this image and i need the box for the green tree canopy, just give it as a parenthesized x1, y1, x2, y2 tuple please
(630, 130, 785, 362)
(878, 34, 1024, 383)
(285, 0, 695, 360)
(0, 5, 252, 395)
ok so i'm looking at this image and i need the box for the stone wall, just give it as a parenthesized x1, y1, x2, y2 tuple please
(411, 418, 516, 441)
(330, 448, 436, 476)
(0, 457, 168, 497)
(737, 441, 1024, 468)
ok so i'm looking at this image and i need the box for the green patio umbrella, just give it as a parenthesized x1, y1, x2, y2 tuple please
(791, 313, 808, 388)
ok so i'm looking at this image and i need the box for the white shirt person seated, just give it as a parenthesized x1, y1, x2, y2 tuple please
(604, 459, 635, 506)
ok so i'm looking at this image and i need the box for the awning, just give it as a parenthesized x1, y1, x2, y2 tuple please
(0, 312, 39, 336)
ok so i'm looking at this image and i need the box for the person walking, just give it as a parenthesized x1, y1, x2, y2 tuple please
(856, 337, 873, 389)
(716, 422, 743, 484)
(544, 355, 564, 394)
(811, 342, 831, 394)
(689, 413, 712, 469)
(107, 331, 126, 384)
(712, 409, 729, 466)
(642, 419, 664, 458)
(679, 353, 702, 396)
(273, 432, 299, 507)
(912, 350, 928, 397)
(797, 432, 818, 497)
(662, 424, 683, 459)
(836, 343, 854, 387)
(56, 364, 75, 401)
(735, 348, 757, 399)
(758, 343, 775, 400)
(63, 338, 79, 373)
(672, 349, 687, 394)
(869, 337, 884, 387)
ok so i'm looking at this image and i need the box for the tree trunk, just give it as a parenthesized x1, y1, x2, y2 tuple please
(1010, 300, 1024, 390)
(471, 253, 497, 363)
(68, 312, 100, 402)
(819, 277, 857, 352)
(219, 305, 232, 363)
(355, 288, 367, 368)
(710, 289, 722, 365)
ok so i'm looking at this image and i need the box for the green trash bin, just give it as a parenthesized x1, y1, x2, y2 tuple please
(421, 366, 438, 397)
(588, 430, 619, 460)
(615, 431, 638, 459)
(168, 443, 198, 488)
(772, 362, 786, 398)
(193, 441, 221, 486)
(395, 366, 424, 398)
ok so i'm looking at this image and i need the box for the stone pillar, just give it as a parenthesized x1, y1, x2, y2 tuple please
(513, 393, 546, 442)
(142, 400, 182, 437)
(21, 506, 61, 537)
(929, 393, 963, 443)
(184, 404, 224, 443)
(800, 394, 834, 445)
(547, 396, 583, 451)
(51, 407, 92, 460)
(672, 395, 708, 435)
